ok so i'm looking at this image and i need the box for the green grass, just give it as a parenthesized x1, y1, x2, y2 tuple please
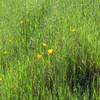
(0, 0, 100, 100)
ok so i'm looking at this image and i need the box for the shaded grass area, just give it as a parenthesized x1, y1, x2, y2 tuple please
(0, 0, 100, 99)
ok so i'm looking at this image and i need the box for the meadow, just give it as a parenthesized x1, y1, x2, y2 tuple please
(0, 0, 100, 100)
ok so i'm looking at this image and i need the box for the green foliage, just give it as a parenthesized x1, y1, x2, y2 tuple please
(0, 0, 100, 99)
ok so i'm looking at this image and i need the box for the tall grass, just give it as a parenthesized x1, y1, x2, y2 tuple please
(0, 0, 100, 99)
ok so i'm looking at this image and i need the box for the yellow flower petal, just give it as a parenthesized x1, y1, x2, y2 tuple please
(48, 49, 54, 56)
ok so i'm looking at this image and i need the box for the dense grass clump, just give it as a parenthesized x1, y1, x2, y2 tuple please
(65, 39, 100, 99)
(0, 0, 100, 100)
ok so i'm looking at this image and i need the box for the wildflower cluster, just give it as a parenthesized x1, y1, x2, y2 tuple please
(36, 43, 54, 60)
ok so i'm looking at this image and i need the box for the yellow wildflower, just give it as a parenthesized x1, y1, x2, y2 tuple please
(37, 54, 43, 60)
(48, 49, 54, 56)
(70, 27, 76, 32)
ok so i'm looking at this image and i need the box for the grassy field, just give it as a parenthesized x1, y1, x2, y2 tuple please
(0, 0, 100, 100)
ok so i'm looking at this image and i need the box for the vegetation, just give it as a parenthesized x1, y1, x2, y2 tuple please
(0, 0, 100, 99)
